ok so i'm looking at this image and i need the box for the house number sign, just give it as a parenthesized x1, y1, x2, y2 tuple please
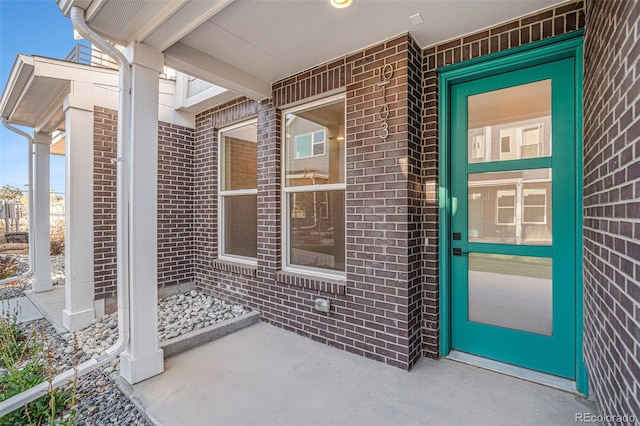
(377, 63, 394, 140)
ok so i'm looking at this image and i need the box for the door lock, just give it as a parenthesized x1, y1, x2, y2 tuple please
(452, 248, 469, 256)
(452, 232, 461, 240)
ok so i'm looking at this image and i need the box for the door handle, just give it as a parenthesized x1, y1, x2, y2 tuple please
(452, 248, 469, 256)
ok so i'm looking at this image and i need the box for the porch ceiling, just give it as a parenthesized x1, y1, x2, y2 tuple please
(58, 0, 565, 103)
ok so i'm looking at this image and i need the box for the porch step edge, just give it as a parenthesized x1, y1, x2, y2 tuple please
(160, 310, 261, 359)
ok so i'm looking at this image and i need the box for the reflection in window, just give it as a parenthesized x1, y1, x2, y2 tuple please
(523, 188, 547, 224)
(219, 121, 257, 260)
(471, 135, 485, 160)
(295, 129, 326, 159)
(284, 97, 345, 274)
(223, 195, 257, 258)
(289, 191, 344, 272)
(496, 190, 516, 225)
(521, 125, 542, 158)
(468, 80, 551, 164)
(468, 169, 552, 245)
(468, 253, 552, 336)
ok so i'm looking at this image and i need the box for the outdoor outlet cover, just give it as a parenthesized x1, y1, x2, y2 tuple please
(315, 298, 331, 313)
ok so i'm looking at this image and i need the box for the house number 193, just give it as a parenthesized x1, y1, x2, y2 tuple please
(377, 63, 394, 140)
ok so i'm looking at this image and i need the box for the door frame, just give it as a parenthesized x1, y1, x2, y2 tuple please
(437, 31, 587, 394)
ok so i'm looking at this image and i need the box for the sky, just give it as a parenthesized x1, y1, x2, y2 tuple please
(0, 0, 82, 195)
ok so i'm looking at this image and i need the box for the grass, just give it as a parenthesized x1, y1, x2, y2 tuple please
(0, 302, 76, 425)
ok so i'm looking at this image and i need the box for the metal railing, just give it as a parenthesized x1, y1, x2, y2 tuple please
(64, 43, 175, 79)
(65, 43, 118, 70)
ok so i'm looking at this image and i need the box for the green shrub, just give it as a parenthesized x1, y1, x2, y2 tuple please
(0, 257, 17, 280)
(0, 303, 29, 368)
(0, 360, 72, 425)
(0, 306, 74, 425)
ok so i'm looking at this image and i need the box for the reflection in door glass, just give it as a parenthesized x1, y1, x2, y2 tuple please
(468, 253, 552, 336)
(468, 80, 552, 164)
(468, 169, 552, 245)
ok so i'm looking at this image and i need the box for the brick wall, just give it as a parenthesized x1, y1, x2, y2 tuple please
(157, 122, 195, 289)
(420, 0, 586, 358)
(195, 35, 424, 369)
(583, 0, 640, 419)
(224, 136, 257, 189)
(93, 107, 118, 299)
(93, 107, 196, 300)
(193, 97, 259, 284)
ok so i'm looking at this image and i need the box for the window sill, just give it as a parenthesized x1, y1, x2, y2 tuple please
(276, 270, 346, 295)
(212, 260, 257, 277)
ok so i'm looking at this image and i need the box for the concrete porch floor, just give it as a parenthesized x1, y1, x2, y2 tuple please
(124, 322, 597, 426)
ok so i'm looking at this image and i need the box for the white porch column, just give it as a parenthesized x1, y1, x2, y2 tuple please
(32, 133, 52, 292)
(120, 42, 164, 384)
(62, 87, 97, 330)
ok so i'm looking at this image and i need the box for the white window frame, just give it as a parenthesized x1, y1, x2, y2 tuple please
(218, 119, 258, 266)
(495, 189, 516, 225)
(522, 187, 547, 225)
(282, 94, 346, 280)
(520, 124, 543, 159)
(294, 129, 326, 159)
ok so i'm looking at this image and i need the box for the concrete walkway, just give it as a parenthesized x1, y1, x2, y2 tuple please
(24, 286, 66, 332)
(0, 296, 43, 323)
(127, 322, 596, 426)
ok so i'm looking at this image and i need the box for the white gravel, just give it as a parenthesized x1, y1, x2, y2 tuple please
(1, 254, 250, 424)
(62, 290, 250, 376)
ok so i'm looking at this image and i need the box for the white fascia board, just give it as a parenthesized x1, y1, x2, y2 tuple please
(177, 82, 226, 109)
(178, 89, 239, 114)
(32, 56, 118, 86)
(56, 0, 93, 17)
(0, 55, 34, 119)
(142, 0, 234, 52)
(164, 42, 270, 101)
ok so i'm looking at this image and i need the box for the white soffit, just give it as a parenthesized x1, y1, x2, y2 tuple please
(180, 0, 565, 84)
(63, 0, 567, 101)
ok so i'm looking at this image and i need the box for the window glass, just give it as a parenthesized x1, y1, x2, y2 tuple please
(295, 134, 313, 158)
(219, 122, 258, 260)
(284, 97, 345, 274)
(468, 169, 552, 245)
(289, 191, 344, 272)
(285, 100, 345, 187)
(223, 195, 257, 258)
(468, 253, 552, 336)
(468, 80, 552, 164)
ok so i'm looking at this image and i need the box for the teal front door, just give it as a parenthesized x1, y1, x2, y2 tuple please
(450, 58, 577, 378)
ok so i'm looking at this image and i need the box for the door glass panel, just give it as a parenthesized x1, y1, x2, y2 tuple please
(468, 253, 552, 336)
(468, 80, 551, 163)
(468, 169, 552, 245)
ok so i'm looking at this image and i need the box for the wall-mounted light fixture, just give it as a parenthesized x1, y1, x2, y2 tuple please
(329, 0, 353, 9)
